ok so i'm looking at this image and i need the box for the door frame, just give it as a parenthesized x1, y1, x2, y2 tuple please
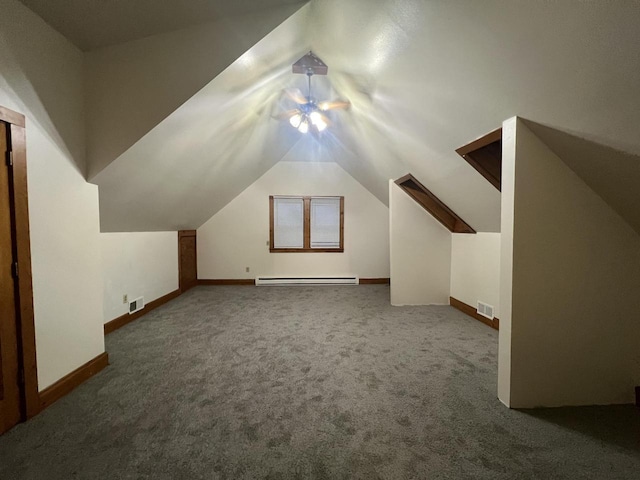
(178, 230, 197, 293)
(1, 106, 39, 420)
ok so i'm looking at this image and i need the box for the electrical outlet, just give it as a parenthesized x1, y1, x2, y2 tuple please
(246, 267, 250, 273)
(123, 294, 128, 304)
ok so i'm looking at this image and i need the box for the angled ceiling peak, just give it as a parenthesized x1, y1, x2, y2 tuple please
(292, 51, 328, 76)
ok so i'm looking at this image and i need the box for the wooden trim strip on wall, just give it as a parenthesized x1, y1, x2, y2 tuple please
(104, 289, 181, 335)
(395, 174, 476, 234)
(11, 123, 39, 419)
(455, 128, 502, 157)
(1, 106, 39, 420)
(39, 352, 109, 410)
(359, 278, 390, 284)
(0, 106, 26, 128)
(450, 296, 499, 330)
(178, 230, 197, 293)
(455, 127, 502, 191)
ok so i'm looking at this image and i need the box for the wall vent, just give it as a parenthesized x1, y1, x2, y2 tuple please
(477, 301, 494, 320)
(129, 296, 144, 314)
(256, 276, 359, 286)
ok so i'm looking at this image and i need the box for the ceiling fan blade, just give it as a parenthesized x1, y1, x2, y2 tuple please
(318, 100, 351, 111)
(284, 88, 307, 105)
(319, 112, 332, 127)
(273, 109, 300, 121)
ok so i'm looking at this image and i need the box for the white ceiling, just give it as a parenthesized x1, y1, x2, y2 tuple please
(19, 0, 305, 50)
(83, 3, 303, 179)
(88, 0, 640, 232)
(93, 6, 312, 231)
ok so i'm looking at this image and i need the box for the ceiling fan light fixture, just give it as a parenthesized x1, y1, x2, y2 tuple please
(309, 111, 322, 125)
(278, 52, 349, 134)
(315, 118, 328, 132)
(289, 113, 302, 128)
(298, 119, 309, 134)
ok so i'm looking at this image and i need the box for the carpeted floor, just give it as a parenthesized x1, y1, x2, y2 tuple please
(0, 285, 638, 479)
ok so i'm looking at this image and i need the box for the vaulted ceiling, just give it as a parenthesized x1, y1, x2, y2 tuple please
(19, 0, 304, 50)
(22, 0, 640, 233)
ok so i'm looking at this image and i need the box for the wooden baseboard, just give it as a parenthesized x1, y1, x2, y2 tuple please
(450, 296, 499, 330)
(198, 279, 255, 286)
(39, 352, 109, 410)
(359, 278, 390, 285)
(104, 289, 181, 335)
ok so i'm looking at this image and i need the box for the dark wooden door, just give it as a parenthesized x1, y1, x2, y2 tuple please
(178, 230, 197, 292)
(0, 121, 22, 434)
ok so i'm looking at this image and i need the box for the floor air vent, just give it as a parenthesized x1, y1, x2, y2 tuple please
(256, 276, 359, 286)
(477, 301, 494, 320)
(129, 296, 144, 314)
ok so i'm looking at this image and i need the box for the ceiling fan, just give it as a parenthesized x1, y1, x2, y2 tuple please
(276, 51, 350, 134)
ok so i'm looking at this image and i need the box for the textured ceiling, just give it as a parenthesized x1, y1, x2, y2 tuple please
(19, 0, 305, 50)
(91, 0, 640, 233)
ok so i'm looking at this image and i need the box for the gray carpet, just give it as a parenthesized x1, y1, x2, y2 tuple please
(0, 285, 638, 479)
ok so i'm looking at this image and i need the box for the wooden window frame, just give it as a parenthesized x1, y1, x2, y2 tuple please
(269, 195, 344, 253)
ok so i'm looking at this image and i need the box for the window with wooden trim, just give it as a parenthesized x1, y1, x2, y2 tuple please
(269, 196, 344, 252)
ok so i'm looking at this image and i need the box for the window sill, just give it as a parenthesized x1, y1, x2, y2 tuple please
(270, 248, 344, 253)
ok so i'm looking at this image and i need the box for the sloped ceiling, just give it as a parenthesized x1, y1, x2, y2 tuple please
(19, 0, 304, 50)
(93, 6, 312, 231)
(84, 3, 306, 179)
(525, 121, 640, 236)
(93, 0, 640, 233)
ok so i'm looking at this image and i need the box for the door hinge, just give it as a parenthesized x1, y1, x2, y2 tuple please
(5, 150, 13, 167)
(12, 261, 18, 278)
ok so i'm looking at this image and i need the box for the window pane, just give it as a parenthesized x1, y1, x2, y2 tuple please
(273, 197, 304, 248)
(310, 197, 341, 248)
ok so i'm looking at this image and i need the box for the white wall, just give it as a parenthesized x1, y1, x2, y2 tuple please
(499, 117, 640, 408)
(0, 0, 104, 390)
(389, 181, 451, 306)
(498, 118, 516, 406)
(450, 233, 501, 317)
(101, 232, 178, 323)
(198, 161, 389, 279)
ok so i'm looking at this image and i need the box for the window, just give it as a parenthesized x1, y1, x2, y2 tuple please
(270, 196, 344, 252)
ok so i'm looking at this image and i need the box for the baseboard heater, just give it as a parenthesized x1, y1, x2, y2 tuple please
(255, 276, 359, 286)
